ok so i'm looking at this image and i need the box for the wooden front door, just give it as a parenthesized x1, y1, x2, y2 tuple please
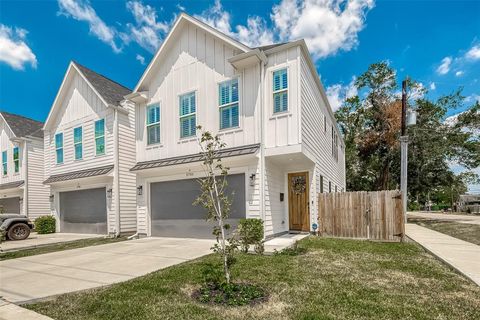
(288, 172, 310, 231)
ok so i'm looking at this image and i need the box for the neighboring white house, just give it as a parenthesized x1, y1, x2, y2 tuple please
(43, 61, 137, 235)
(0, 111, 50, 219)
(126, 13, 346, 239)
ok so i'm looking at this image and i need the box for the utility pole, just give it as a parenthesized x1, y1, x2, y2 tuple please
(400, 78, 408, 223)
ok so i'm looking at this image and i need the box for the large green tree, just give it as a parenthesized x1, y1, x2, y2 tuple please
(335, 62, 480, 208)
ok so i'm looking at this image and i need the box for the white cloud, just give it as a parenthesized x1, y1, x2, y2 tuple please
(124, 1, 171, 53)
(326, 77, 357, 111)
(436, 56, 452, 75)
(271, 0, 375, 59)
(429, 82, 436, 90)
(58, 0, 120, 52)
(409, 82, 425, 100)
(176, 4, 186, 11)
(465, 44, 480, 60)
(196, 0, 374, 59)
(136, 53, 145, 65)
(465, 94, 480, 104)
(455, 70, 464, 77)
(0, 24, 37, 70)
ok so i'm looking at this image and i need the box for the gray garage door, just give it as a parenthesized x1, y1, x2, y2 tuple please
(150, 174, 246, 239)
(59, 188, 107, 234)
(0, 197, 20, 214)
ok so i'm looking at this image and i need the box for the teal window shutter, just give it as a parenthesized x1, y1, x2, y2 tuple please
(273, 68, 288, 113)
(218, 79, 239, 129)
(146, 104, 161, 145)
(179, 92, 196, 138)
(55, 133, 63, 164)
(2, 151, 7, 175)
(73, 126, 82, 160)
(13, 147, 19, 173)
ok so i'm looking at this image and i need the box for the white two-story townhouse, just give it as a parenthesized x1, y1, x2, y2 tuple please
(127, 13, 346, 239)
(0, 112, 50, 218)
(43, 61, 137, 235)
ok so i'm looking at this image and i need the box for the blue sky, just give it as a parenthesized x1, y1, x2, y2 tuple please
(0, 1, 479, 190)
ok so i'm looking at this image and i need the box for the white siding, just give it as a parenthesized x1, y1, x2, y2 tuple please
(45, 71, 115, 176)
(264, 47, 301, 149)
(264, 160, 287, 236)
(26, 138, 50, 219)
(300, 51, 346, 225)
(117, 102, 137, 233)
(0, 122, 25, 183)
(136, 23, 260, 162)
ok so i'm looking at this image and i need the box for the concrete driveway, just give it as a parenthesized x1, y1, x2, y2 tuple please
(1, 233, 102, 252)
(0, 237, 214, 304)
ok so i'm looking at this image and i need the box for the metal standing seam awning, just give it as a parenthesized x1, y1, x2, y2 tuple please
(130, 143, 260, 171)
(43, 165, 114, 184)
(0, 180, 25, 190)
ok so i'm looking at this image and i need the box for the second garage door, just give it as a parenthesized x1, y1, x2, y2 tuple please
(0, 197, 20, 214)
(59, 188, 107, 234)
(150, 174, 246, 239)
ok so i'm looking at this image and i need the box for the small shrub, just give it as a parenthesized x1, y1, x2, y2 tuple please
(35, 216, 56, 234)
(238, 218, 264, 254)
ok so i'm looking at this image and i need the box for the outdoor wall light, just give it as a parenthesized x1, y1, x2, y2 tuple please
(49, 194, 54, 203)
(137, 185, 143, 196)
(249, 174, 256, 186)
(107, 188, 113, 199)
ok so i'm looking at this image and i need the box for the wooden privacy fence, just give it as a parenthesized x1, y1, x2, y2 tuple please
(318, 190, 405, 241)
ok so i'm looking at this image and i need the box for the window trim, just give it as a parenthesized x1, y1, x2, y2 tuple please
(73, 126, 83, 161)
(55, 132, 63, 164)
(2, 150, 7, 176)
(146, 103, 161, 145)
(94, 119, 106, 156)
(272, 67, 289, 114)
(218, 78, 240, 131)
(13, 146, 19, 173)
(178, 91, 197, 139)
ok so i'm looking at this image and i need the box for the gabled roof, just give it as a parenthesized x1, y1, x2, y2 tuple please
(73, 61, 131, 106)
(0, 111, 44, 138)
(134, 13, 251, 92)
(255, 43, 289, 51)
(44, 61, 131, 129)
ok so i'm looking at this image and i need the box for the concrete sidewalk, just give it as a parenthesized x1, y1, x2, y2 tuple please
(406, 223, 480, 286)
(408, 212, 480, 225)
(1, 233, 101, 252)
(264, 233, 309, 253)
(0, 300, 53, 320)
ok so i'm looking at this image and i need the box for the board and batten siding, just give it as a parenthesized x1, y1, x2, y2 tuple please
(264, 46, 302, 149)
(299, 52, 346, 226)
(136, 23, 259, 163)
(117, 102, 137, 233)
(264, 160, 287, 236)
(26, 138, 50, 219)
(45, 71, 115, 176)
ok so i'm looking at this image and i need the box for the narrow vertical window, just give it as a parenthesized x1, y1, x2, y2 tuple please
(320, 175, 324, 193)
(13, 147, 19, 173)
(2, 151, 7, 175)
(95, 119, 105, 155)
(324, 115, 327, 132)
(329, 181, 332, 193)
(55, 133, 63, 164)
(219, 79, 239, 129)
(179, 92, 196, 138)
(146, 104, 160, 145)
(273, 68, 288, 113)
(73, 126, 83, 160)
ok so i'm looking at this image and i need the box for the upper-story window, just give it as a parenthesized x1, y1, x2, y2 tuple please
(273, 68, 288, 113)
(55, 133, 63, 164)
(219, 79, 239, 129)
(73, 126, 83, 160)
(95, 119, 105, 156)
(324, 115, 327, 133)
(146, 104, 160, 145)
(331, 126, 338, 161)
(13, 147, 19, 173)
(179, 92, 196, 138)
(2, 151, 7, 175)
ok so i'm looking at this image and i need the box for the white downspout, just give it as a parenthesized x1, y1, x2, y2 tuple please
(259, 60, 266, 230)
(113, 108, 121, 237)
(23, 140, 28, 216)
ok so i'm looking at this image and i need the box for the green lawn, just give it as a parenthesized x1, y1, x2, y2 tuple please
(409, 218, 480, 246)
(27, 237, 480, 320)
(0, 236, 127, 261)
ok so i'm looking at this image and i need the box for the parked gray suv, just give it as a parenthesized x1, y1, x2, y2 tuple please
(0, 214, 34, 240)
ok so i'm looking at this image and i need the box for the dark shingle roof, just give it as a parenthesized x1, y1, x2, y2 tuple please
(0, 180, 25, 190)
(131, 144, 260, 171)
(73, 61, 131, 105)
(44, 165, 114, 184)
(255, 43, 289, 51)
(1, 112, 44, 138)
